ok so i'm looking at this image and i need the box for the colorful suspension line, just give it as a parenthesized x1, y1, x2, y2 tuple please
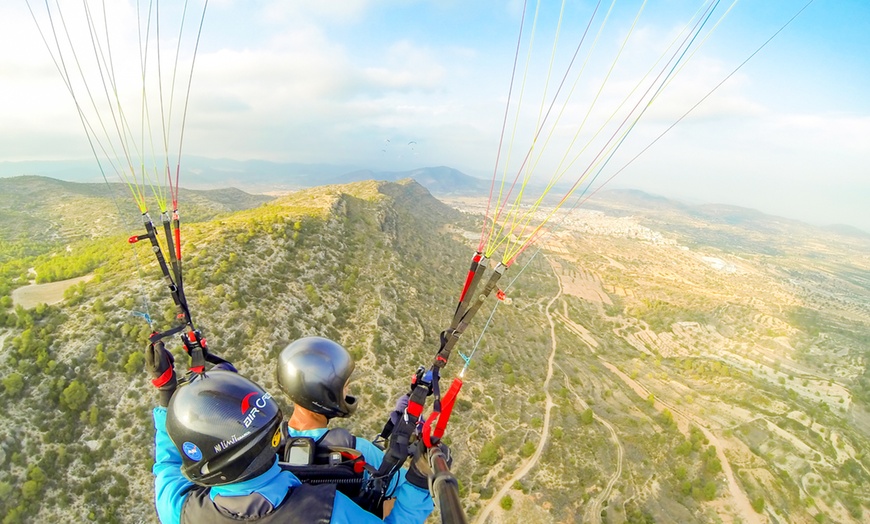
(27, 0, 210, 365)
(366, 253, 507, 518)
(479, 0, 739, 267)
(461, 0, 820, 374)
(502, 0, 728, 266)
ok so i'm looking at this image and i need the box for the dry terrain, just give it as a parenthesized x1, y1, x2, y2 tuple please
(446, 195, 870, 524)
(11, 274, 93, 309)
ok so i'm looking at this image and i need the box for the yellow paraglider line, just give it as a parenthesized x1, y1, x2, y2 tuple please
(26, 0, 209, 220)
(172, 0, 210, 211)
(503, 0, 717, 251)
(25, 0, 146, 213)
(484, 0, 544, 256)
(521, 0, 619, 198)
(498, 0, 570, 245)
(487, 0, 649, 263)
(27, 0, 213, 339)
(501, 0, 645, 261)
(485, 0, 585, 260)
(33, 0, 210, 217)
(503, 0, 731, 264)
(83, 0, 167, 213)
(656, 0, 741, 96)
(484, 0, 739, 266)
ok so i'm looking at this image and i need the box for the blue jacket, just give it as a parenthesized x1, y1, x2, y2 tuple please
(288, 427, 433, 522)
(153, 408, 432, 524)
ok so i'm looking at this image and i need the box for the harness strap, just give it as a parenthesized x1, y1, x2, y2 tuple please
(451, 253, 486, 327)
(182, 330, 207, 373)
(131, 212, 196, 343)
(151, 365, 174, 388)
(422, 378, 462, 448)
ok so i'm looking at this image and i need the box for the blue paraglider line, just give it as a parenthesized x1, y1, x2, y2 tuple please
(131, 310, 153, 326)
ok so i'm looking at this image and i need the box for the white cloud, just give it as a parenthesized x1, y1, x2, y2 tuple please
(770, 113, 870, 155)
(2, 0, 868, 230)
(256, 0, 374, 25)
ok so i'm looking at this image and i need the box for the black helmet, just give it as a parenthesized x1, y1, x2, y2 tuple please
(277, 337, 358, 419)
(166, 370, 283, 486)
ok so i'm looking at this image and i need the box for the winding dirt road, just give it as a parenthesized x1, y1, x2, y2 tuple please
(556, 367, 625, 524)
(584, 412, 624, 523)
(473, 270, 562, 524)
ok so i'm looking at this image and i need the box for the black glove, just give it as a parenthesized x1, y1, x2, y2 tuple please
(146, 341, 177, 407)
(430, 441, 453, 469)
(181, 330, 237, 372)
(405, 441, 452, 490)
(405, 442, 430, 490)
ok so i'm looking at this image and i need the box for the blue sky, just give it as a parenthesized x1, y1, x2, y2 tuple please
(3, 1, 868, 230)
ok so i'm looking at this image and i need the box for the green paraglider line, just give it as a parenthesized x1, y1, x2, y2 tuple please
(172, 0, 210, 213)
(466, 0, 820, 371)
(500, 0, 719, 262)
(503, 0, 720, 264)
(480, 0, 531, 252)
(569, 0, 820, 229)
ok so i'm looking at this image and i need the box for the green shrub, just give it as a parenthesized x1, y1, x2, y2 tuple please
(520, 441, 536, 458)
(500, 495, 513, 510)
(479, 441, 500, 467)
(2, 373, 24, 396)
(751, 496, 765, 513)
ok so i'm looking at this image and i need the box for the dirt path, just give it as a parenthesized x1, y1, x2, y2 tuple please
(558, 366, 625, 524)
(599, 361, 763, 524)
(474, 268, 562, 524)
(585, 412, 624, 524)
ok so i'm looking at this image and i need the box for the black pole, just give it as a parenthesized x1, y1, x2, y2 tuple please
(428, 446, 467, 524)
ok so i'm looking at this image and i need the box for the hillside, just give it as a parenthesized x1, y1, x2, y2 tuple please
(0, 178, 869, 523)
(0, 176, 273, 265)
(447, 193, 870, 523)
(0, 178, 558, 523)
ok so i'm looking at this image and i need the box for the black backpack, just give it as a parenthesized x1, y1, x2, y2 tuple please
(279, 427, 385, 516)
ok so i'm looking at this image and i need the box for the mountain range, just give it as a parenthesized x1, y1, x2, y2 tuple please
(0, 158, 490, 196)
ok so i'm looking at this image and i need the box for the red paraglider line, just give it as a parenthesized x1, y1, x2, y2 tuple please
(484, 0, 603, 253)
(480, 0, 529, 253)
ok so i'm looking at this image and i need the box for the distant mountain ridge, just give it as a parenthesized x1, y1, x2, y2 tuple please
(2, 159, 866, 235)
(593, 188, 870, 241)
(319, 166, 491, 195)
(0, 158, 490, 197)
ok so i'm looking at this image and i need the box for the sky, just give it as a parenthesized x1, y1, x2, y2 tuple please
(2, 0, 869, 231)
